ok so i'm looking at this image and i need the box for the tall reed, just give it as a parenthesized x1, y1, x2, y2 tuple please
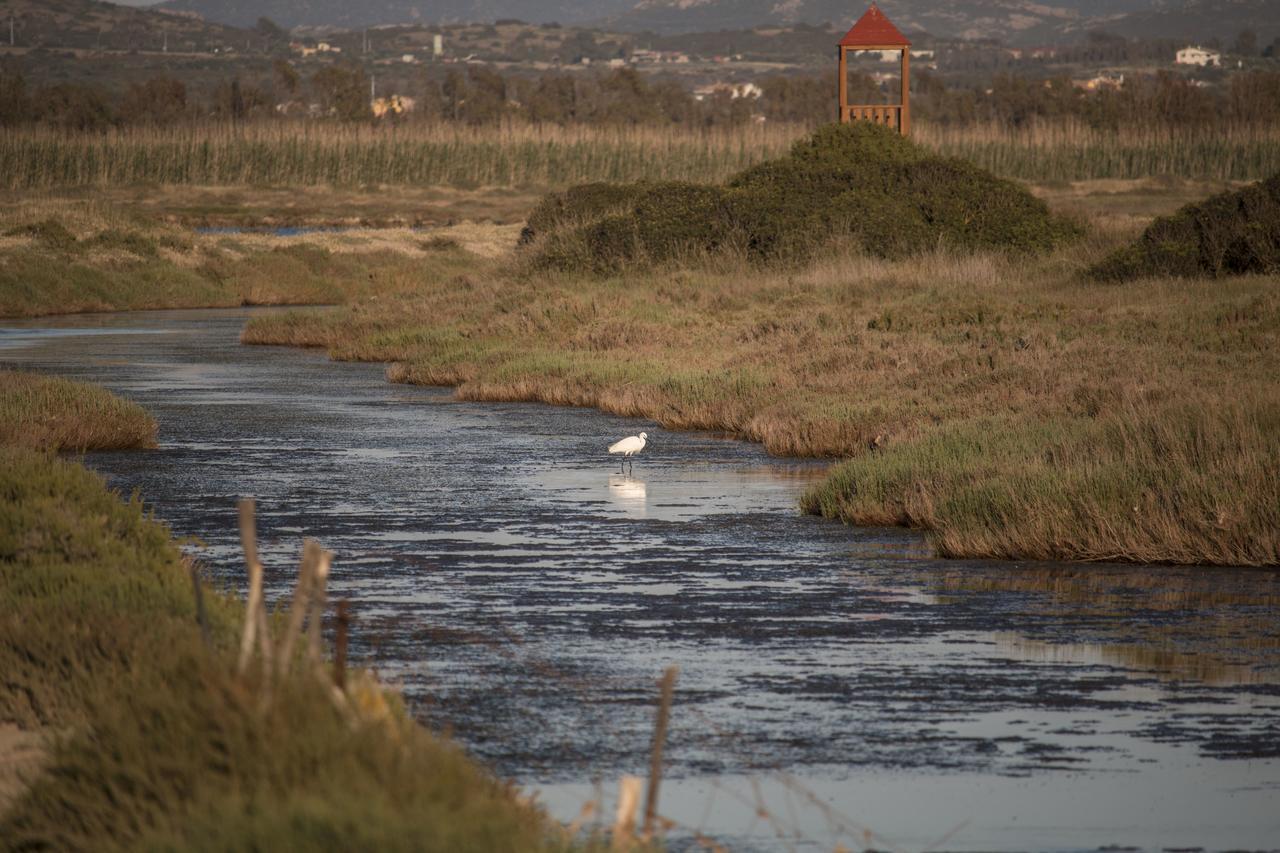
(3, 118, 1277, 190)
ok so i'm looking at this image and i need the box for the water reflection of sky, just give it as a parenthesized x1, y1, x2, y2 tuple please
(4, 309, 1279, 851)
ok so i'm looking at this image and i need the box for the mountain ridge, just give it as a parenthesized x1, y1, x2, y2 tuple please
(128, 0, 1280, 46)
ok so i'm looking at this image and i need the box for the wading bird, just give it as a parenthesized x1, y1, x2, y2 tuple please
(608, 432, 647, 474)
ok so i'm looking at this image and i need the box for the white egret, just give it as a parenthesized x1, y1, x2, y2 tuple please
(608, 432, 648, 474)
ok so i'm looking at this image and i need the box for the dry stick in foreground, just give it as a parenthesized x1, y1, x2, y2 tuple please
(236, 498, 264, 675)
(643, 666, 679, 841)
(276, 539, 320, 678)
(334, 600, 352, 690)
(306, 548, 332, 665)
(612, 776, 644, 850)
(236, 498, 276, 695)
(186, 556, 212, 649)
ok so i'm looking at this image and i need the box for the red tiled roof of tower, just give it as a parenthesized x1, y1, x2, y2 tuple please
(838, 4, 910, 47)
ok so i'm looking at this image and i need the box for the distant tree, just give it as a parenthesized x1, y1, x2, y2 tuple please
(0, 68, 32, 126)
(212, 78, 269, 121)
(1227, 71, 1280, 122)
(256, 17, 288, 42)
(36, 84, 115, 131)
(1233, 29, 1258, 57)
(119, 76, 187, 125)
(273, 59, 300, 97)
(592, 68, 661, 125)
(311, 65, 368, 121)
(460, 66, 507, 123)
(441, 70, 468, 121)
(522, 73, 577, 124)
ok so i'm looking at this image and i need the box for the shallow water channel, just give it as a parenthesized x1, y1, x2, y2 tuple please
(4, 308, 1279, 851)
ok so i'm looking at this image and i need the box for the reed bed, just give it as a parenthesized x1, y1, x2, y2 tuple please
(916, 119, 1280, 183)
(3, 119, 1278, 190)
(0, 121, 802, 190)
(0, 369, 156, 451)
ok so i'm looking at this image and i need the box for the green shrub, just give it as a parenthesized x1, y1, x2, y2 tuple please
(520, 181, 649, 245)
(90, 228, 160, 257)
(523, 122, 1079, 271)
(4, 218, 77, 251)
(632, 181, 732, 259)
(900, 157, 1080, 252)
(1090, 173, 1280, 280)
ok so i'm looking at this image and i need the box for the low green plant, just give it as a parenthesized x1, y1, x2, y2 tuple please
(524, 123, 1082, 271)
(3, 218, 77, 251)
(1090, 173, 1280, 280)
(0, 369, 156, 451)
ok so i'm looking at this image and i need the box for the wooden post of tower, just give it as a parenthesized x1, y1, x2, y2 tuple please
(900, 44, 910, 135)
(836, 4, 911, 135)
(837, 44, 847, 121)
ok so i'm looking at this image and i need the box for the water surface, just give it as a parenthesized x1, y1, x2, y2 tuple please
(4, 309, 1278, 851)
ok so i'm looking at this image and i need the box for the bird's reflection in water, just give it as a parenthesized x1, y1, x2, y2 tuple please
(607, 474, 647, 518)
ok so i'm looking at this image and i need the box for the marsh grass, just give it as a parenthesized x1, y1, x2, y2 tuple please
(0, 370, 156, 451)
(916, 119, 1280, 182)
(0, 201, 448, 318)
(243, 230, 1280, 565)
(0, 122, 802, 190)
(2, 119, 1277, 192)
(802, 399, 1280, 565)
(0, 449, 571, 851)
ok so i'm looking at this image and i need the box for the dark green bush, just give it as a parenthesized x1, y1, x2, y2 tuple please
(1089, 174, 1280, 280)
(632, 181, 731, 258)
(5, 218, 77, 251)
(523, 122, 1078, 271)
(900, 157, 1080, 252)
(90, 228, 160, 257)
(519, 181, 649, 245)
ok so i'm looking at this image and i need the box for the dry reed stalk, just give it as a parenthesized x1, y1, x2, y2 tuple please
(306, 548, 332, 665)
(275, 539, 320, 678)
(643, 666, 678, 841)
(235, 498, 263, 676)
(612, 775, 644, 849)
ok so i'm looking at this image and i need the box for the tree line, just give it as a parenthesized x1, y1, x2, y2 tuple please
(2, 61, 1278, 131)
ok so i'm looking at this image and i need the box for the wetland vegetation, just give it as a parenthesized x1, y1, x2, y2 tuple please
(0, 378, 575, 850)
(2, 121, 1277, 569)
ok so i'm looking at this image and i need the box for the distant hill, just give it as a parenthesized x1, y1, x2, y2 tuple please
(608, 0, 1278, 45)
(146, 0, 1280, 47)
(150, 0, 637, 30)
(1097, 0, 1280, 46)
(2, 0, 251, 52)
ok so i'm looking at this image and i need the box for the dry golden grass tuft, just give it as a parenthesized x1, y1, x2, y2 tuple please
(0, 369, 157, 452)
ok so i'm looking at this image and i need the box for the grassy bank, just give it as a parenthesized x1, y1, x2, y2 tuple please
(0, 379, 574, 849)
(242, 227, 1280, 566)
(0, 369, 156, 450)
(2, 120, 1278, 191)
(0, 200, 460, 318)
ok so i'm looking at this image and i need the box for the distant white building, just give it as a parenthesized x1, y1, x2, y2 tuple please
(1176, 46, 1220, 66)
(692, 82, 763, 102)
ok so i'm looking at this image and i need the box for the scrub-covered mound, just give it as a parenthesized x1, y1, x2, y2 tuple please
(521, 122, 1081, 271)
(1089, 173, 1280, 281)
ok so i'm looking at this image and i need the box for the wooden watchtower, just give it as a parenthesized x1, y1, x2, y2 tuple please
(837, 4, 911, 135)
